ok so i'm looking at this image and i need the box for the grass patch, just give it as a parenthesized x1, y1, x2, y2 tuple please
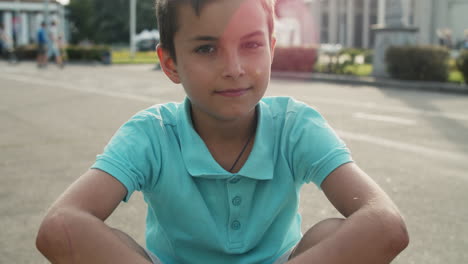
(314, 63, 372, 76)
(343, 64, 372, 76)
(316, 62, 465, 84)
(448, 70, 465, 84)
(112, 50, 159, 64)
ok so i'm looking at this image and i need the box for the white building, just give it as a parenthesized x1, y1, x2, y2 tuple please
(0, 0, 66, 46)
(300, 0, 468, 49)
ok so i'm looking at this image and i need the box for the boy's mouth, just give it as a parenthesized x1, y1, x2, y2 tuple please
(215, 87, 252, 97)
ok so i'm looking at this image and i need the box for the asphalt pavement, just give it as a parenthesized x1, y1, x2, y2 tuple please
(1, 61, 467, 263)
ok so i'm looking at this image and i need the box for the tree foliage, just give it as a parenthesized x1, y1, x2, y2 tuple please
(67, 0, 157, 44)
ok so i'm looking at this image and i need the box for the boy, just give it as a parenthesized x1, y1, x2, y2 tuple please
(36, 0, 409, 263)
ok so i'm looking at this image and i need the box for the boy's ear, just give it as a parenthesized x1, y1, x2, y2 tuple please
(270, 36, 276, 62)
(156, 44, 181, 84)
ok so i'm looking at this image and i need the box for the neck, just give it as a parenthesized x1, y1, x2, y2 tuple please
(191, 108, 257, 144)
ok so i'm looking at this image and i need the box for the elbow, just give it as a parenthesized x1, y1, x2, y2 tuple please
(394, 216, 410, 252)
(36, 208, 73, 262)
(384, 210, 410, 256)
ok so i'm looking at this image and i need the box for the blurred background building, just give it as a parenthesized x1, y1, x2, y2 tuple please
(0, 0, 467, 50)
(281, 0, 468, 49)
(0, 0, 66, 46)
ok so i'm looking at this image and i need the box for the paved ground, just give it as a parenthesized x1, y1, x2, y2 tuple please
(1, 62, 468, 263)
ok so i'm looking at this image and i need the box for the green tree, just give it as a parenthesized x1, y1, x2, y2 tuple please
(137, 0, 158, 32)
(67, 0, 95, 44)
(67, 0, 157, 44)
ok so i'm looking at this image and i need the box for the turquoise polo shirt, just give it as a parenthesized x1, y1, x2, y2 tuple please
(92, 96, 352, 264)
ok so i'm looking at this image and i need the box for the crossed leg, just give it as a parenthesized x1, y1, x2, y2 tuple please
(289, 218, 345, 260)
(111, 228, 154, 262)
(111, 218, 345, 263)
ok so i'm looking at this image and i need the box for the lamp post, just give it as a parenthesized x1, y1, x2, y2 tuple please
(130, 0, 137, 59)
(14, 0, 20, 47)
(44, 0, 50, 36)
(44, 0, 50, 24)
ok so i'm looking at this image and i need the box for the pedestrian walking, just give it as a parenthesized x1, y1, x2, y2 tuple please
(0, 23, 17, 63)
(46, 20, 63, 68)
(36, 22, 48, 68)
(57, 35, 67, 64)
(463, 29, 468, 50)
(0, 24, 5, 55)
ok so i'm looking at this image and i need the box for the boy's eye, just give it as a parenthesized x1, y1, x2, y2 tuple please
(195, 45, 216, 54)
(242, 41, 263, 49)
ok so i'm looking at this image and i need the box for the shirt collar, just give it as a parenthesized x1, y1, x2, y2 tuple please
(177, 97, 274, 180)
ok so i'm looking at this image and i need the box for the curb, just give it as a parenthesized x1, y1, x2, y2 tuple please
(271, 71, 468, 95)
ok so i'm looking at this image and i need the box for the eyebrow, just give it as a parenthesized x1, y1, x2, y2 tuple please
(240, 30, 264, 40)
(190, 36, 218, 42)
(189, 30, 265, 42)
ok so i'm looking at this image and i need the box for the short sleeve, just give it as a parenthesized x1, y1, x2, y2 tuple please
(91, 112, 161, 202)
(286, 101, 353, 187)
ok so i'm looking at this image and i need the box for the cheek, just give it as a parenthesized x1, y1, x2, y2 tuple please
(180, 60, 213, 84)
(251, 52, 272, 73)
(252, 68, 268, 86)
(254, 68, 262, 77)
(251, 67, 270, 93)
(251, 60, 270, 81)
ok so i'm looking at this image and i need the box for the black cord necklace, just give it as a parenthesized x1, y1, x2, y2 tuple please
(229, 130, 254, 172)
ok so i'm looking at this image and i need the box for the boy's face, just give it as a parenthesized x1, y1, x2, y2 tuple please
(158, 0, 275, 122)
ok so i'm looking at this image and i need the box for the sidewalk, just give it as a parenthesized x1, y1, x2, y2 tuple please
(2, 62, 468, 264)
(272, 71, 468, 95)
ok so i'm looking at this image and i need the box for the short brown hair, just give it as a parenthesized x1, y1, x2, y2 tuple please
(155, 0, 276, 61)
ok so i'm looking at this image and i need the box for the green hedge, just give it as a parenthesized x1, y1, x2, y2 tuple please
(338, 48, 362, 64)
(336, 48, 373, 64)
(15, 45, 37, 60)
(271, 46, 317, 72)
(456, 50, 468, 84)
(66, 45, 111, 61)
(12, 45, 111, 63)
(386, 45, 449, 82)
(315, 48, 373, 75)
(363, 49, 373, 64)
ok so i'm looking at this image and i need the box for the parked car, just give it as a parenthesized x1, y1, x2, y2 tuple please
(135, 29, 160, 51)
(137, 38, 159, 51)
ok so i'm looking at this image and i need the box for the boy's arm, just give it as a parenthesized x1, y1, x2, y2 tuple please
(36, 169, 151, 264)
(289, 162, 409, 264)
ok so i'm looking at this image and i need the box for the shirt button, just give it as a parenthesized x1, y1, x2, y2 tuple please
(232, 196, 242, 206)
(231, 220, 241, 230)
(229, 177, 240, 184)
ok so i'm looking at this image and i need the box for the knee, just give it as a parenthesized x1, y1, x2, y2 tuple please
(290, 218, 345, 259)
(110, 228, 152, 261)
(303, 218, 345, 245)
(111, 228, 134, 243)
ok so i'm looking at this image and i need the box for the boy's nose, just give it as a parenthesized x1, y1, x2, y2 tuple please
(222, 51, 245, 80)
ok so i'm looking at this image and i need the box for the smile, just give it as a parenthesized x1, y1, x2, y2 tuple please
(215, 87, 252, 97)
